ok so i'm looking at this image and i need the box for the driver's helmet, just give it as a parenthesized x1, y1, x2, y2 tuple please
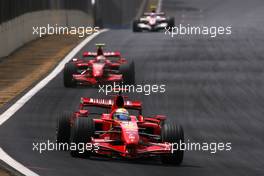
(97, 46, 103, 56)
(150, 13, 156, 17)
(113, 108, 130, 121)
(96, 55, 106, 63)
(150, 5, 156, 13)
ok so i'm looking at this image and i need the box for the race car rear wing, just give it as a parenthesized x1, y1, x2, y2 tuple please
(81, 97, 142, 111)
(143, 12, 165, 16)
(83, 52, 121, 57)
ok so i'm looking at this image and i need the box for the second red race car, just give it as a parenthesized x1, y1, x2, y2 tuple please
(63, 44, 135, 87)
(56, 91, 184, 165)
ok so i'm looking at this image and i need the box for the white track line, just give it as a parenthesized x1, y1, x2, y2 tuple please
(0, 29, 107, 125)
(0, 148, 38, 176)
(157, 0, 163, 12)
(0, 29, 108, 176)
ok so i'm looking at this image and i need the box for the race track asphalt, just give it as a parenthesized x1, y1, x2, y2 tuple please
(0, 0, 264, 175)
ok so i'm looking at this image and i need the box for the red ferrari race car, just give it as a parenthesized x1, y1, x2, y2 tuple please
(56, 91, 184, 165)
(63, 44, 135, 87)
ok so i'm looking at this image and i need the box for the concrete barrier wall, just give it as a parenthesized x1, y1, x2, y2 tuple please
(0, 10, 93, 58)
(0, 0, 147, 58)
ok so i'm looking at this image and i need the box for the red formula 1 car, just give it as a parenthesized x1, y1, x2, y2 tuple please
(56, 91, 184, 165)
(63, 44, 135, 87)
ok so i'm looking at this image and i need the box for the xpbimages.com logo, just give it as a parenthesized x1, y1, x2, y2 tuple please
(164, 24, 232, 38)
(169, 140, 232, 154)
(98, 82, 166, 95)
(32, 140, 99, 154)
(32, 24, 100, 38)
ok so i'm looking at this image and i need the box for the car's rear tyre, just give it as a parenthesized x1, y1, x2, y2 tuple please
(64, 62, 77, 87)
(120, 61, 135, 85)
(70, 118, 95, 158)
(56, 112, 71, 146)
(133, 20, 141, 32)
(161, 122, 184, 165)
(168, 17, 175, 28)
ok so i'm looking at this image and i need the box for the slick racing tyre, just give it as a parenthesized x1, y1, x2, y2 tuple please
(168, 17, 175, 29)
(56, 112, 71, 146)
(161, 122, 184, 165)
(120, 61, 135, 85)
(133, 20, 141, 32)
(70, 118, 95, 158)
(64, 62, 77, 87)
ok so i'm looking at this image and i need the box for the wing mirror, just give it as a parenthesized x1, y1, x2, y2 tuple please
(120, 58, 126, 62)
(137, 115, 144, 122)
(102, 117, 114, 122)
(79, 110, 89, 116)
(154, 115, 166, 120)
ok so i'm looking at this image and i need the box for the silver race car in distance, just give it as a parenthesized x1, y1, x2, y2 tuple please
(133, 12, 174, 32)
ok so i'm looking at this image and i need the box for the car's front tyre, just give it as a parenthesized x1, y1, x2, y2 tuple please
(119, 61, 135, 85)
(161, 122, 184, 165)
(133, 20, 141, 32)
(70, 118, 95, 158)
(64, 62, 77, 87)
(167, 17, 175, 28)
(56, 112, 71, 145)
